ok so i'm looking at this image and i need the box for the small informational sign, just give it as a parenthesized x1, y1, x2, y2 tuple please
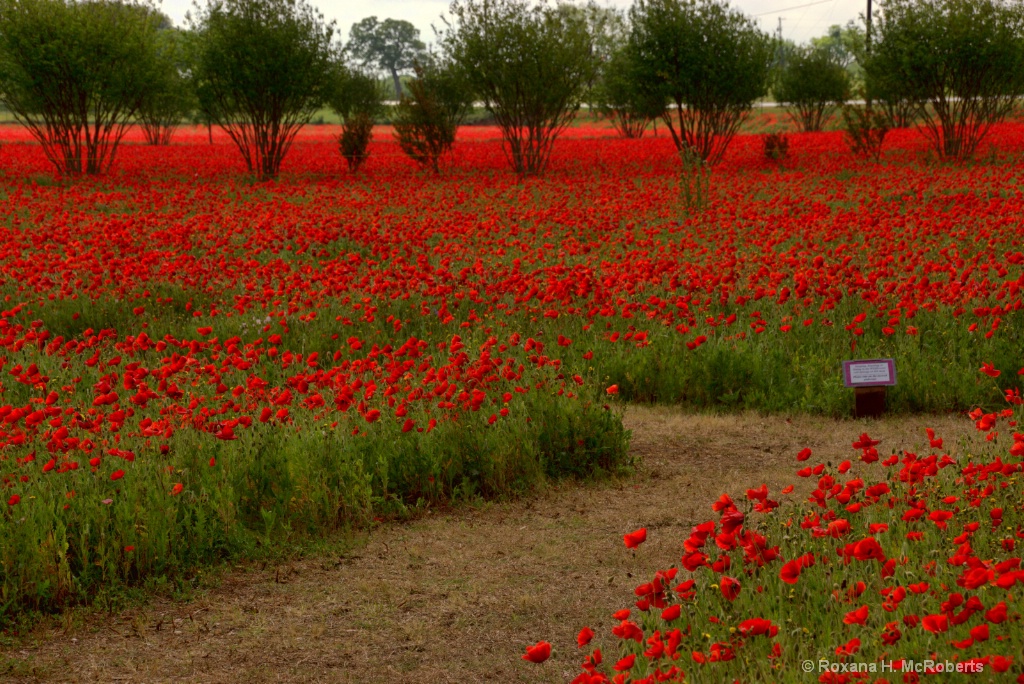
(842, 359, 897, 388)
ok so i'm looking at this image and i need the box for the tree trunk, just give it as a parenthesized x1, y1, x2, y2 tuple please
(391, 69, 402, 101)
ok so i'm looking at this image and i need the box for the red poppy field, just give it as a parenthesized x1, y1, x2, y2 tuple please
(1, 122, 1023, 680)
(550, 409, 1024, 684)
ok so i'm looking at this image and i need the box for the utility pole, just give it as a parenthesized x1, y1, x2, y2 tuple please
(866, 0, 873, 52)
(775, 16, 786, 71)
(865, 0, 873, 108)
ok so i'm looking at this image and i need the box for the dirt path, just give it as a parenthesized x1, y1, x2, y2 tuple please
(1, 408, 985, 683)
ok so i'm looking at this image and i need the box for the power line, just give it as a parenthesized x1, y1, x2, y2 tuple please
(753, 0, 836, 18)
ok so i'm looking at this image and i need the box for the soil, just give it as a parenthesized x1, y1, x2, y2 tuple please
(0, 407, 985, 683)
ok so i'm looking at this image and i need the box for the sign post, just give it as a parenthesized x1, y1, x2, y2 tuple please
(842, 359, 896, 418)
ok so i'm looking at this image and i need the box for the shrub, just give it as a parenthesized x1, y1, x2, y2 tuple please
(441, 0, 597, 176)
(762, 132, 789, 161)
(331, 69, 385, 172)
(391, 61, 473, 172)
(628, 0, 773, 165)
(867, 70, 920, 129)
(188, 0, 338, 180)
(842, 103, 889, 162)
(865, 0, 1024, 160)
(678, 143, 710, 214)
(138, 24, 194, 146)
(774, 46, 850, 132)
(0, 0, 164, 175)
(593, 45, 663, 139)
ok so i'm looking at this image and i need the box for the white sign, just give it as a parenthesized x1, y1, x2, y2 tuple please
(843, 359, 897, 387)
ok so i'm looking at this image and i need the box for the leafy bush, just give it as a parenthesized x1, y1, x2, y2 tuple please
(138, 23, 194, 146)
(842, 104, 889, 162)
(867, 69, 920, 130)
(593, 45, 662, 139)
(774, 46, 850, 132)
(628, 0, 773, 165)
(865, 0, 1024, 160)
(442, 0, 597, 176)
(762, 132, 789, 161)
(0, 0, 164, 175)
(678, 144, 710, 214)
(331, 69, 385, 172)
(188, 0, 338, 180)
(392, 61, 473, 172)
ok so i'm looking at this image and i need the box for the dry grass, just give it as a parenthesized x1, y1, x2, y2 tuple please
(0, 408, 985, 683)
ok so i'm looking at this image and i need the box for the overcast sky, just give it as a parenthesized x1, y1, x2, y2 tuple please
(161, 0, 866, 48)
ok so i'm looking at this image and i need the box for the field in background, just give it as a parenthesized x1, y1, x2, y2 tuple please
(1, 122, 1023, 627)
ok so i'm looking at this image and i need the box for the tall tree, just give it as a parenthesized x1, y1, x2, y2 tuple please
(392, 59, 473, 172)
(442, 0, 597, 176)
(138, 22, 195, 145)
(0, 0, 164, 175)
(628, 0, 773, 165)
(330, 67, 385, 172)
(346, 17, 426, 99)
(864, 0, 1024, 160)
(188, 0, 339, 180)
(774, 45, 850, 132)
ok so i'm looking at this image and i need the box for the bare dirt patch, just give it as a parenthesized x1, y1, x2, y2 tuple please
(1, 408, 984, 683)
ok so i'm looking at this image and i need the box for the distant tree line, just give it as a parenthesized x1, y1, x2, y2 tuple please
(1, 0, 1023, 179)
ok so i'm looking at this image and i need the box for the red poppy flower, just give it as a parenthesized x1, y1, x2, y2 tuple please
(852, 433, 880, 449)
(613, 654, 635, 672)
(921, 614, 948, 633)
(979, 362, 1001, 377)
(576, 627, 594, 648)
(779, 560, 802, 584)
(738, 618, 776, 637)
(719, 576, 740, 601)
(522, 641, 551, 663)
(986, 602, 1008, 623)
(844, 605, 869, 625)
(623, 528, 647, 549)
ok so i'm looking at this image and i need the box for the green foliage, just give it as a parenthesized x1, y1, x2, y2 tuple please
(592, 44, 662, 138)
(138, 25, 195, 145)
(442, 0, 598, 176)
(346, 16, 426, 100)
(865, 61, 921, 130)
(392, 61, 473, 172)
(330, 69, 385, 172)
(0, 0, 164, 175)
(841, 103, 890, 162)
(809, 21, 865, 87)
(865, 0, 1024, 160)
(628, 0, 772, 165)
(188, 0, 338, 180)
(0, 357, 630, 624)
(774, 46, 850, 132)
(810, 21, 865, 69)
